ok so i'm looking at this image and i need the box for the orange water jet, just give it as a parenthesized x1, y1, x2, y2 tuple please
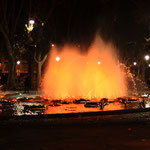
(42, 36, 127, 100)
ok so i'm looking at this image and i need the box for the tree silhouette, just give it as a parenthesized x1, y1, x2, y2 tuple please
(0, 0, 27, 89)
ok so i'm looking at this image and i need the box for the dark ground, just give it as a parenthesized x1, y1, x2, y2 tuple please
(1, 111, 150, 150)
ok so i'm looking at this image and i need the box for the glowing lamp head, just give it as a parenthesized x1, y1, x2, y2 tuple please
(56, 56, 60, 62)
(29, 20, 35, 25)
(52, 44, 55, 47)
(133, 62, 137, 66)
(17, 60, 20, 65)
(97, 61, 101, 65)
(145, 55, 150, 61)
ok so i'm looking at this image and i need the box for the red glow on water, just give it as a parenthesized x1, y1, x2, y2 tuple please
(42, 36, 127, 100)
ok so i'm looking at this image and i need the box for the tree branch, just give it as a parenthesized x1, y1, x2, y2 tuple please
(43, 0, 56, 23)
(41, 54, 48, 65)
(14, 0, 24, 33)
(1, 0, 9, 35)
(34, 51, 39, 63)
(0, 24, 13, 57)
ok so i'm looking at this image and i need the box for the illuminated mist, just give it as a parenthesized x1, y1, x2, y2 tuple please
(42, 36, 127, 100)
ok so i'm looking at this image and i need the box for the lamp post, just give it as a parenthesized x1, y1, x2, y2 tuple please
(25, 19, 35, 90)
(25, 19, 35, 33)
(17, 60, 20, 76)
(144, 55, 150, 83)
(16, 60, 20, 83)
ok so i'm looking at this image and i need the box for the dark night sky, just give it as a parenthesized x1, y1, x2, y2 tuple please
(45, 0, 150, 52)
(1, 0, 150, 55)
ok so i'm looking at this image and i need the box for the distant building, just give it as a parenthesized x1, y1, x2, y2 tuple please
(0, 54, 37, 89)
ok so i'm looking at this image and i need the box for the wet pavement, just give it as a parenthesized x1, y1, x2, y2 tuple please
(0, 91, 150, 149)
(1, 111, 150, 150)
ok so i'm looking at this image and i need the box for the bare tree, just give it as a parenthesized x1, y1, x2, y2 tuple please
(27, 0, 57, 89)
(34, 49, 48, 90)
(0, 0, 25, 89)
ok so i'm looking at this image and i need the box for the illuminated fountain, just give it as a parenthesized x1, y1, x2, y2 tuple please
(42, 36, 127, 101)
(119, 63, 138, 96)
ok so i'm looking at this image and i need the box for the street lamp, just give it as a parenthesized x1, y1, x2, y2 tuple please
(16, 60, 20, 77)
(25, 18, 35, 90)
(25, 19, 35, 33)
(17, 60, 20, 65)
(133, 62, 137, 66)
(29, 20, 35, 25)
(145, 55, 150, 61)
(52, 44, 55, 47)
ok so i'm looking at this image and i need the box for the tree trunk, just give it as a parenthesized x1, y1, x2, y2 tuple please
(141, 64, 146, 81)
(8, 56, 16, 89)
(34, 52, 48, 91)
(137, 66, 141, 79)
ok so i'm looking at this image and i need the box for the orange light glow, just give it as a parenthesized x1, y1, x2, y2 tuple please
(42, 36, 127, 100)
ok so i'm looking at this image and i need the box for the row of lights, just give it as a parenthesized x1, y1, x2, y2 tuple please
(55, 56, 101, 65)
(132, 55, 150, 67)
(133, 62, 150, 67)
(17, 57, 101, 65)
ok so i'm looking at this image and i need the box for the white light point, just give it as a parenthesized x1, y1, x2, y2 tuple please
(29, 20, 35, 25)
(145, 55, 150, 61)
(17, 60, 20, 65)
(133, 62, 137, 66)
(56, 57, 60, 62)
(97, 61, 101, 65)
